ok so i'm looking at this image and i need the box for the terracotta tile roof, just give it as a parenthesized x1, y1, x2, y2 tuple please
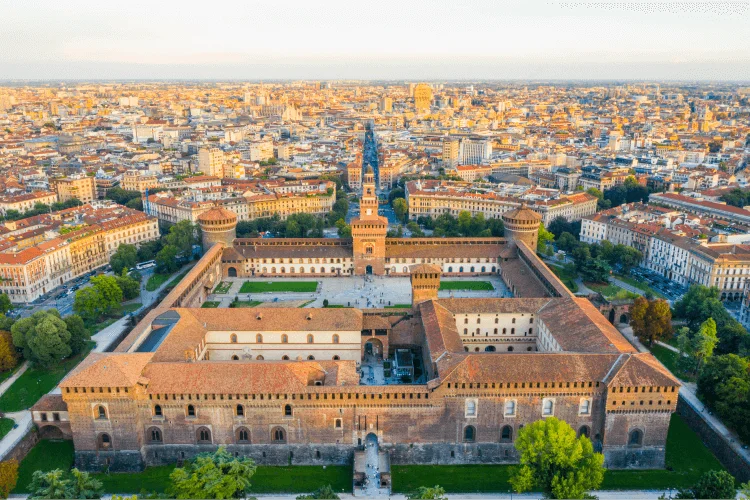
(31, 394, 68, 412)
(436, 297, 551, 315)
(60, 352, 154, 388)
(605, 352, 680, 387)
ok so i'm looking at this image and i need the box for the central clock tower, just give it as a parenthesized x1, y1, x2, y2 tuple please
(351, 167, 389, 275)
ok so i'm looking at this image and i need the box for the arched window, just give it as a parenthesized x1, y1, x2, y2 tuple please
(464, 425, 476, 442)
(237, 427, 250, 443)
(197, 427, 212, 444)
(284, 404, 292, 416)
(466, 400, 477, 417)
(256, 334, 263, 343)
(628, 429, 643, 447)
(98, 433, 112, 450)
(153, 405, 162, 417)
(282, 355, 290, 360)
(333, 355, 340, 360)
(230, 334, 237, 343)
(236, 404, 244, 417)
(307, 334, 314, 344)
(501, 425, 513, 442)
(507, 346, 514, 352)
(504, 400, 516, 416)
(281, 334, 288, 343)
(187, 405, 196, 417)
(579, 399, 591, 415)
(332, 334, 339, 344)
(231, 355, 239, 360)
(307, 355, 315, 360)
(578, 426, 590, 438)
(148, 427, 162, 443)
(542, 399, 554, 416)
(256, 355, 264, 360)
(96, 405, 107, 420)
(272, 427, 286, 443)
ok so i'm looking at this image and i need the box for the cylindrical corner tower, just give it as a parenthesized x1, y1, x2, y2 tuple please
(502, 203, 543, 252)
(197, 207, 238, 251)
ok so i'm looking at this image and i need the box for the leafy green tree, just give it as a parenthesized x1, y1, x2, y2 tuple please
(694, 318, 719, 372)
(296, 485, 341, 499)
(116, 271, 141, 301)
(393, 198, 408, 222)
(571, 244, 591, 271)
(11, 310, 72, 365)
(556, 232, 578, 253)
(510, 417, 604, 499)
(538, 223, 555, 255)
(674, 285, 731, 328)
(676, 470, 735, 499)
(73, 287, 107, 323)
(165, 220, 199, 257)
(137, 239, 164, 262)
(64, 315, 90, 355)
(406, 485, 448, 500)
(28, 468, 103, 499)
(0, 294, 12, 316)
(0, 331, 19, 373)
(630, 297, 672, 346)
(611, 244, 643, 273)
(156, 245, 180, 273)
(109, 244, 138, 275)
(586, 187, 603, 201)
(335, 219, 351, 238)
(697, 354, 750, 442)
(168, 446, 256, 499)
(91, 275, 123, 313)
(406, 221, 424, 237)
(579, 258, 611, 283)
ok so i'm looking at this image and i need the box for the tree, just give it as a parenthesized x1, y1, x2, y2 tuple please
(393, 198, 408, 222)
(676, 470, 735, 499)
(571, 244, 591, 271)
(697, 354, 750, 442)
(165, 220, 199, 257)
(156, 244, 180, 273)
(612, 245, 643, 273)
(579, 258, 611, 283)
(116, 271, 141, 301)
(63, 315, 90, 356)
(406, 485, 448, 500)
(694, 318, 719, 373)
(557, 232, 578, 253)
(537, 223, 555, 255)
(109, 244, 138, 275)
(674, 285, 730, 328)
(510, 417, 604, 499)
(168, 446, 256, 499)
(335, 219, 352, 239)
(11, 310, 72, 365)
(0, 331, 18, 373)
(28, 468, 103, 500)
(73, 287, 107, 323)
(296, 485, 341, 499)
(137, 239, 164, 262)
(0, 459, 18, 499)
(630, 298, 672, 346)
(0, 295, 12, 316)
(406, 221, 424, 237)
(91, 275, 123, 312)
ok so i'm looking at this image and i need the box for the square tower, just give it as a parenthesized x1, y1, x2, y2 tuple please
(351, 167, 388, 275)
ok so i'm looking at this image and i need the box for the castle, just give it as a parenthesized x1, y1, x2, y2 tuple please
(32, 169, 679, 475)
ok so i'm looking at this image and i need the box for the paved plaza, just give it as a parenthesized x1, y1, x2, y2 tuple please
(206, 275, 511, 308)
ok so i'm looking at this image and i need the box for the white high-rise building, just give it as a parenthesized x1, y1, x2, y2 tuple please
(460, 138, 492, 165)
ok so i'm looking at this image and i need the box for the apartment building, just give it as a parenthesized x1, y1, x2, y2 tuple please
(51, 176, 96, 203)
(0, 191, 58, 215)
(198, 147, 225, 177)
(121, 170, 159, 193)
(0, 206, 159, 303)
(460, 138, 492, 165)
(649, 192, 750, 225)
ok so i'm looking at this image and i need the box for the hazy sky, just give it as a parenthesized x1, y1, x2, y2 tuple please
(1, 0, 749, 80)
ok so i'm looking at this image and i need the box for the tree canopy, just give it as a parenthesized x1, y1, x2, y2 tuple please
(11, 310, 72, 365)
(629, 297, 672, 346)
(509, 417, 605, 499)
(676, 470, 736, 499)
(109, 244, 138, 275)
(28, 468, 103, 499)
(168, 446, 256, 499)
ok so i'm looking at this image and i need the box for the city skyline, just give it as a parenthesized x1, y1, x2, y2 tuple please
(2, 0, 749, 80)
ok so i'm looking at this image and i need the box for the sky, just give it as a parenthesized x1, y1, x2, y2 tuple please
(1, 0, 749, 80)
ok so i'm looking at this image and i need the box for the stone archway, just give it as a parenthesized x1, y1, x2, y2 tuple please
(227, 267, 237, 278)
(364, 338, 383, 359)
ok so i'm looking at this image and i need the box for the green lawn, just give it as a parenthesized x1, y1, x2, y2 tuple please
(613, 274, 666, 299)
(548, 264, 579, 293)
(385, 304, 412, 309)
(212, 281, 232, 294)
(231, 300, 263, 308)
(145, 273, 170, 291)
(393, 414, 724, 493)
(0, 417, 14, 440)
(650, 344, 695, 382)
(439, 281, 494, 291)
(201, 301, 220, 308)
(240, 281, 318, 293)
(0, 364, 20, 385)
(84, 303, 142, 335)
(14, 439, 351, 495)
(585, 282, 639, 301)
(0, 343, 94, 412)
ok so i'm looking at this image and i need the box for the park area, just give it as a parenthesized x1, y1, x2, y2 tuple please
(439, 280, 494, 291)
(239, 281, 318, 293)
(12, 440, 352, 496)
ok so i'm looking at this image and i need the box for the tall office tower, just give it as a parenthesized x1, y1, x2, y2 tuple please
(379, 97, 392, 113)
(198, 147, 225, 177)
(460, 138, 492, 165)
(442, 138, 460, 168)
(413, 83, 432, 113)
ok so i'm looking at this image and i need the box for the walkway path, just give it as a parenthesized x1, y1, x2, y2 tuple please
(0, 410, 31, 460)
(0, 363, 28, 398)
